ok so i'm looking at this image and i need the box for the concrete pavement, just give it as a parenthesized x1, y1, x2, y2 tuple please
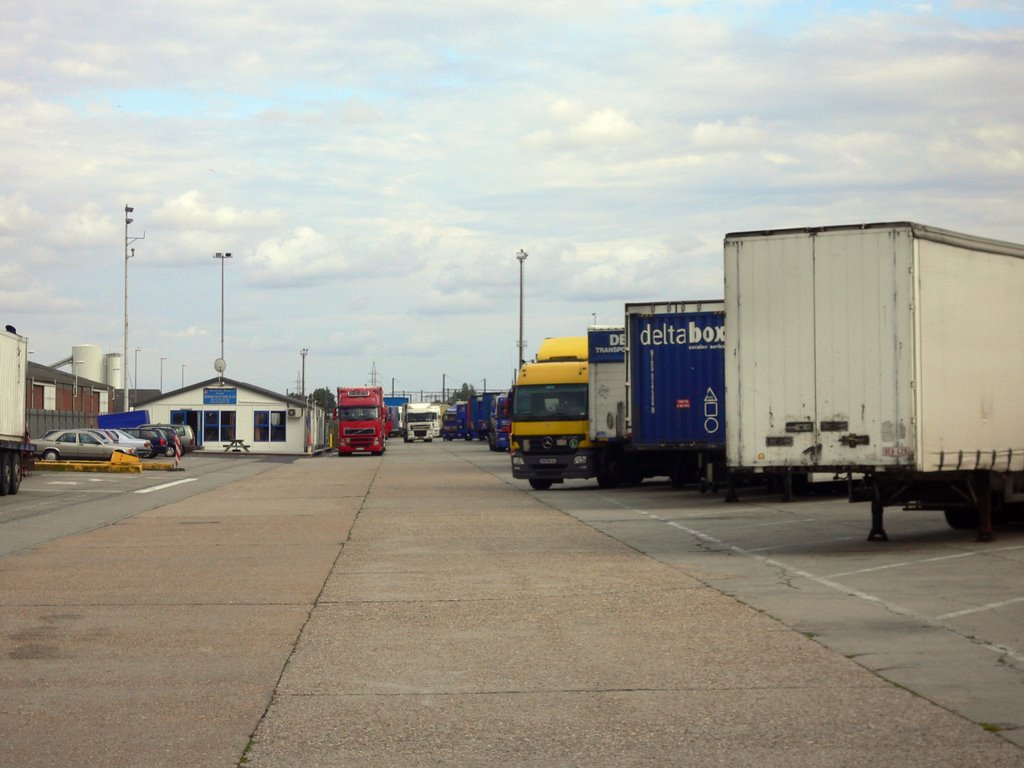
(1, 444, 1022, 766)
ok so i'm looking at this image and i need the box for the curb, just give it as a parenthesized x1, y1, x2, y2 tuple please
(34, 460, 143, 474)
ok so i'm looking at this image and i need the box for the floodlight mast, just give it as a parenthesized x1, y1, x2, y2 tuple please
(123, 205, 145, 411)
(516, 249, 528, 369)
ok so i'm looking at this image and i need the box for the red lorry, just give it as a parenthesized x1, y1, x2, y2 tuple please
(336, 387, 386, 456)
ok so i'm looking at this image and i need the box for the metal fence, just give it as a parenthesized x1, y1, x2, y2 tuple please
(28, 409, 97, 439)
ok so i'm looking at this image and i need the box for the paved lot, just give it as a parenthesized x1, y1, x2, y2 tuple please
(0, 444, 1022, 766)
(461, 448, 1024, 751)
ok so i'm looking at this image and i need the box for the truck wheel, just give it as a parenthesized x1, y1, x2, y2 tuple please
(42, 449, 59, 462)
(529, 479, 553, 490)
(8, 452, 21, 494)
(944, 507, 979, 530)
(0, 452, 10, 496)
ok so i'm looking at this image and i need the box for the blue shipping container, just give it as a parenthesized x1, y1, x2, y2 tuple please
(628, 307, 725, 448)
(97, 410, 151, 429)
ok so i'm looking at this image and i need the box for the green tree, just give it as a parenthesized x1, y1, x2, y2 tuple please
(311, 386, 337, 412)
(451, 382, 476, 403)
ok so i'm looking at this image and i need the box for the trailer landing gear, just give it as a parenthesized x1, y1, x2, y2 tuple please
(868, 497, 888, 542)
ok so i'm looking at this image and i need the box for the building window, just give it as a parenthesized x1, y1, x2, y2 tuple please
(254, 411, 287, 442)
(204, 411, 219, 443)
(204, 410, 237, 442)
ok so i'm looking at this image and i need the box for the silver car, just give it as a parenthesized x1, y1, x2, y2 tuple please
(98, 429, 153, 457)
(34, 429, 137, 461)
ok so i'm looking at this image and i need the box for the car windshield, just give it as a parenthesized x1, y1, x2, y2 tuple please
(511, 384, 588, 421)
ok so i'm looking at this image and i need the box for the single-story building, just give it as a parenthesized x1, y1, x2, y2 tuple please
(135, 377, 328, 455)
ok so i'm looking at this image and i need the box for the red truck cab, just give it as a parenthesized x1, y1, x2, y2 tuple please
(336, 387, 386, 456)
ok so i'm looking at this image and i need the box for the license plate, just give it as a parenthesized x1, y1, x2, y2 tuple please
(539, 458, 558, 465)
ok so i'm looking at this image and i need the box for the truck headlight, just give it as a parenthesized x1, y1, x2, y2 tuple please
(573, 455, 587, 465)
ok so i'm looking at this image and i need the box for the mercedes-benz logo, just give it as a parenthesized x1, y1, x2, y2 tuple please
(542, 436, 555, 450)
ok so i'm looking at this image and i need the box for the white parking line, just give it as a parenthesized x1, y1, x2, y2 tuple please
(600, 497, 1024, 662)
(936, 596, 1024, 620)
(135, 478, 197, 494)
(826, 545, 1024, 579)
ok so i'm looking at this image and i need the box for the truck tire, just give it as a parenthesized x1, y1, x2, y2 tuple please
(944, 506, 979, 530)
(8, 452, 21, 494)
(0, 452, 10, 496)
(529, 479, 553, 490)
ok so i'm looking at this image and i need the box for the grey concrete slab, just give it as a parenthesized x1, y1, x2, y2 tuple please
(248, 688, 1022, 768)
(3, 443, 1024, 766)
(0, 456, 363, 768)
(0, 604, 310, 768)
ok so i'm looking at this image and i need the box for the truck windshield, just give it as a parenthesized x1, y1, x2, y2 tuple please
(407, 412, 436, 423)
(338, 406, 379, 420)
(512, 384, 587, 421)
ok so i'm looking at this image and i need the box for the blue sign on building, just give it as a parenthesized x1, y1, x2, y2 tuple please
(204, 387, 238, 405)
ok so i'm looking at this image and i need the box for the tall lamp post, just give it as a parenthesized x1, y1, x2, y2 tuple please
(133, 347, 142, 408)
(160, 356, 166, 392)
(300, 348, 308, 397)
(123, 205, 144, 411)
(181, 363, 187, 389)
(516, 249, 528, 369)
(213, 252, 232, 368)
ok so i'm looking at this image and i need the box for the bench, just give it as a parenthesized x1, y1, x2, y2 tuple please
(222, 439, 251, 453)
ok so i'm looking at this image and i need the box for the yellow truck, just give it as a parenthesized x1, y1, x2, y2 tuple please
(509, 337, 594, 490)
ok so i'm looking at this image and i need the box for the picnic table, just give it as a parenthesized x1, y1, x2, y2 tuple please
(223, 439, 251, 453)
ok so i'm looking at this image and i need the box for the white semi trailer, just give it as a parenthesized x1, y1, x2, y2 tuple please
(724, 222, 1024, 541)
(0, 325, 33, 496)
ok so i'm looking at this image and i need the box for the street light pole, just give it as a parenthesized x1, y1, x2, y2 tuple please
(516, 249, 528, 369)
(160, 357, 166, 392)
(133, 347, 141, 408)
(213, 252, 232, 363)
(181, 363, 187, 389)
(300, 348, 308, 397)
(123, 205, 144, 411)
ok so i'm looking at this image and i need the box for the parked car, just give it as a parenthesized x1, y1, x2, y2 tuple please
(34, 429, 137, 461)
(120, 427, 171, 458)
(142, 423, 196, 453)
(140, 425, 180, 457)
(101, 428, 153, 457)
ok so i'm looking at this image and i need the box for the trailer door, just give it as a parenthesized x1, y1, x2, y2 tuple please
(811, 228, 915, 466)
(726, 232, 817, 467)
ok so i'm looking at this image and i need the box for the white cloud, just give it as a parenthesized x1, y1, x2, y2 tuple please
(1, 1, 1023, 392)
(249, 227, 345, 285)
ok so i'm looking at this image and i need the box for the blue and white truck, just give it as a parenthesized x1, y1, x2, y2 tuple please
(585, 309, 726, 489)
(624, 301, 726, 490)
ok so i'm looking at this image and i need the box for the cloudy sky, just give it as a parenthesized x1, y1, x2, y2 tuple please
(2, 1, 1022, 399)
